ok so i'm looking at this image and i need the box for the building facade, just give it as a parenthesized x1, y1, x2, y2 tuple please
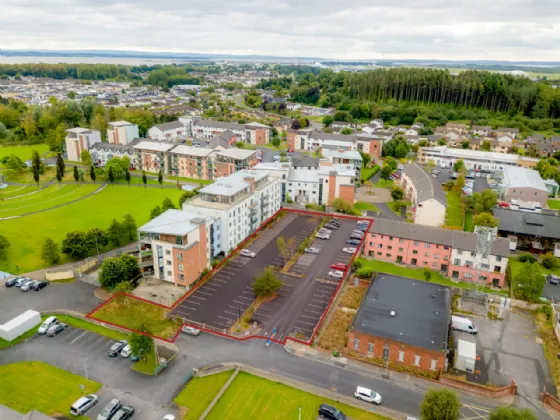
(65, 128, 102, 162)
(418, 146, 521, 171)
(133, 141, 176, 173)
(148, 120, 186, 141)
(107, 121, 140, 145)
(89, 143, 136, 167)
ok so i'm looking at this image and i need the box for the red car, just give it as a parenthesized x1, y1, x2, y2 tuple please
(330, 263, 349, 271)
(498, 202, 510, 208)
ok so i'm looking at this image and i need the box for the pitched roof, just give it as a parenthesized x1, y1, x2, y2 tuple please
(493, 208, 560, 240)
(90, 142, 133, 152)
(497, 127, 520, 133)
(369, 219, 510, 257)
(350, 273, 451, 351)
(152, 120, 184, 131)
(309, 130, 356, 143)
(194, 118, 244, 131)
(403, 163, 447, 206)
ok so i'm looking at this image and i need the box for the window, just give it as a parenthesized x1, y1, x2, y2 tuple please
(399, 247, 404, 252)
(414, 355, 421, 367)
(377, 252, 382, 256)
(179, 274, 184, 281)
(470, 251, 476, 257)
(444, 246, 449, 250)
(367, 343, 374, 355)
(432, 263, 437, 268)
(424, 261, 428, 265)
(370, 242, 374, 247)
(177, 253, 183, 261)
(167, 270, 172, 276)
(354, 339, 360, 350)
(166, 250, 171, 256)
(399, 239, 404, 244)
(388, 246, 393, 250)
(378, 244, 383, 249)
(454, 258, 461, 265)
(464, 272, 473, 279)
(389, 236, 393, 240)
(383, 344, 390, 360)
(412, 250, 418, 255)
(434, 254, 439, 259)
(414, 241, 419, 246)
(425, 242, 430, 248)
(444, 255, 449, 261)
(430, 359, 437, 371)
(386, 253, 392, 257)
(166, 260, 171, 266)
(424, 252, 429, 257)
(178, 264, 184, 271)
(496, 256, 502, 262)
(398, 351, 405, 362)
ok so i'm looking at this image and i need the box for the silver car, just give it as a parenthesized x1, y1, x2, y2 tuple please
(97, 398, 121, 420)
(20, 280, 35, 291)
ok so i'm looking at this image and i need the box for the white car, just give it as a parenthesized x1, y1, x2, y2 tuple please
(38, 316, 58, 334)
(162, 416, 176, 420)
(120, 344, 132, 358)
(343, 247, 356, 254)
(316, 233, 330, 240)
(328, 270, 344, 279)
(305, 247, 320, 254)
(181, 326, 201, 336)
(319, 228, 332, 234)
(240, 249, 256, 258)
(354, 386, 382, 405)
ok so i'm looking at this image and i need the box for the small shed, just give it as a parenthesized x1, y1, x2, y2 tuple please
(0, 310, 42, 342)
(455, 339, 476, 372)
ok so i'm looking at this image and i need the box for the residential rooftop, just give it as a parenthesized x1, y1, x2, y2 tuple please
(403, 163, 447, 206)
(502, 166, 549, 192)
(328, 150, 363, 161)
(420, 146, 519, 163)
(133, 141, 177, 152)
(109, 120, 134, 127)
(216, 148, 256, 160)
(493, 207, 560, 240)
(138, 209, 208, 236)
(171, 145, 215, 157)
(199, 170, 269, 197)
(152, 120, 185, 131)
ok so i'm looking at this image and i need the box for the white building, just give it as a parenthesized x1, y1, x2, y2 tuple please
(182, 170, 282, 253)
(148, 120, 186, 141)
(90, 143, 136, 167)
(107, 121, 140, 145)
(418, 146, 520, 171)
(324, 149, 363, 181)
(64, 128, 102, 162)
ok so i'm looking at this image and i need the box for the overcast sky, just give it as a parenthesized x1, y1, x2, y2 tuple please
(1, 0, 559, 61)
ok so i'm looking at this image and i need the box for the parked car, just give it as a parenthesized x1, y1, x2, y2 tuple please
(15, 277, 30, 287)
(498, 202, 510, 208)
(351, 230, 365, 236)
(240, 249, 256, 258)
(46, 322, 67, 337)
(547, 274, 560, 285)
(38, 316, 58, 334)
(319, 228, 332, 234)
(316, 233, 331, 240)
(475, 172, 482, 178)
(70, 394, 99, 416)
(328, 270, 344, 279)
(354, 386, 382, 404)
(20, 280, 35, 291)
(112, 405, 134, 420)
(324, 223, 339, 230)
(330, 219, 341, 227)
(120, 344, 132, 358)
(305, 247, 320, 254)
(346, 239, 360, 246)
(31, 280, 48, 291)
(4, 277, 21, 287)
(318, 403, 346, 420)
(342, 247, 356, 254)
(97, 398, 121, 420)
(108, 340, 128, 357)
(181, 326, 201, 336)
(350, 234, 364, 241)
(162, 415, 176, 420)
(451, 172, 458, 180)
(331, 263, 349, 271)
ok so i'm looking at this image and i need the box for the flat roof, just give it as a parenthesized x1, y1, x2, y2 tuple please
(133, 141, 177, 152)
(351, 274, 451, 351)
(502, 166, 548, 192)
(66, 127, 91, 134)
(216, 148, 256, 160)
(493, 207, 560, 240)
(328, 150, 363, 161)
(1, 310, 40, 330)
(421, 146, 519, 163)
(171, 145, 215, 157)
(109, 120, 134, 127)
(138, 209, 207, 236)
(199, 170, 268, 197)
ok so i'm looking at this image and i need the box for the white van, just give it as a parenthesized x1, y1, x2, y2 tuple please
(38, 316, 58, 335)
(451, 315, 477, 334)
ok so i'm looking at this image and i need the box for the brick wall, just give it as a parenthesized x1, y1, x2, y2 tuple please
(287, 131, 296, 150)
(339, 184, 355, 205)
(440, 376, 517, 398)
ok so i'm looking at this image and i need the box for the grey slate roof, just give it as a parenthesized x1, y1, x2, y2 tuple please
(90, 142, 133, 152)
(403, 163, 447, 206)
(207, 130, 236, 148)
(350, 274, 451, 351)
(152, 120, 184, 131)
(309, 130, 356, 143)
(369, 219, 510, 257)
(493, 208, 560, 240)
(291, 154, 319, 168)
(194, 118, 244, 131)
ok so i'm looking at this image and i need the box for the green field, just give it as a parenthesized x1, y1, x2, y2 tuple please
(374, 179, 393, 188)
(547, 200, 560, 210)
(206, 372, 385, 420)
(0, 185, 40, 199)
(0, 361, 101, 419)
(0, 185, 183, 272)
(361, 165, 380, 182)
(0, 144, 50, 160)
(132, 345, 158, 375)
(0, 184, 98, 217)
(445, 191, 464, 227)
(354, 201, 379, 212)
(464, 210, 473, 232)
(175, 370, 235, 419)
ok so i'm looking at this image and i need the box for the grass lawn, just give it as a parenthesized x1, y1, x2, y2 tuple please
(547, 199, 560, 210)
(262, 141, 287, 150)
(445, 191, 464, 228)
(91, 297, 181, 338)
(206, 372, 386, 420)
(464, 210, 473, 232)
(361, 165, 380, 182)
(354, 201, 379, 213)
(0, 144, 50, 160)
(166, 175, 214, 185)
(0, 361, 101, 418)
(132, 344, 157, 375)
(0, 185, 183, 273)
(2, 167, 56, 183)
(374, 178, 393, 188)
(509, 258, 559, 280)
(387, 201, 410, 215)
(0, 185, 41, 199)
(174, 370, 235, 419)
(357, 258, 508, 295)
(54, 314, 129, 341)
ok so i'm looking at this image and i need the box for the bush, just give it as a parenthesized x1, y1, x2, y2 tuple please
(352, 260, 363, 271)
(541, 252, 560, 269)
(357, 267, 374, 279)
(519, 253, 538, 263)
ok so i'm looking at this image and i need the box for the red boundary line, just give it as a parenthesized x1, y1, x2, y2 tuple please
(85, 208, 374, 346)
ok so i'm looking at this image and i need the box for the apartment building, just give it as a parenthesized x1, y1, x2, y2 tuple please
(214, 149, 257, 177)
(180, 117, 271, 145)
(401, 163, 447, 227)
(182, 170, 282, 253)
(245, 122, 271, 146)
(363, 219, 510, 287)
(133, 141, 177, 173)
(107, 121, 140, 145)
(64, 128, 102, 162)
(169, 145, 215, 180)
(324, 150, 363, 181)
(137, 209, 221, 287)
(148, 120, 185, 141)
(418, 146, 521, 171)
(89, 142, 136, 167)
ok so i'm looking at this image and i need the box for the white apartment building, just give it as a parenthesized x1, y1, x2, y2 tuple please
(107, 121, 140, 145)
(148, 120, 186, 141)
(64, 128, 102, 162)
(182, 170, 282, 253)
(89, 143, 136, 167)
(324, 150, 363, 181)
(418, 146, 520, 171)
(179, 117, 271, 145)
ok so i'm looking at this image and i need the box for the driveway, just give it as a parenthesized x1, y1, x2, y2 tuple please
(430, 168, 490, 194)
(542, 281, 560, 303)
(375, 202, 404, 221)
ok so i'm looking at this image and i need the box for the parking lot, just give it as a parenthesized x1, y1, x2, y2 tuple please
(429, 167, 490, 193)
(171, 211, 366, 343)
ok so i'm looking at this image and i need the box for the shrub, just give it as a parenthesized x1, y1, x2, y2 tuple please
(352, 259, 363, 271)
(357, 267, 374, 279)
(541, 252, 560, 270)
(519, 253, 537, 263)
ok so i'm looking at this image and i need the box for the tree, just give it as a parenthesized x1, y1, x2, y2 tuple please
(108, 166, 114, 183)
(55, 164, 62, 183)
(423, 267, 432, 282)
(341, 127, 353, 135)
(121, 214, 137, 241)
(277, 236, 287, 264)
(391, 186, 405, 201)
(471, 190, 497, 214)
(107, 219, 123, 246)
(473, 212, 498, 228)
(514, 262, 546, 303)
(385, 156, 398, 170)
(271, 137, 281, 147)
(380, 164, 393, 180)
(90, 165, 97, 182)
(252, 268, 283, 298)
(332, 198, 358, 215)
(73, 165, 79, 183)
(0, 234, 10, 260)
(455, 173, 466, 191)
(541, 253, 560, 270)
(119, 253, 141, 281)
(286, 237, 296, 259)
(56, 152, 65, 175)
(395, 142, 408, 158)
(461, 140, 470, 149)
(359, 151, 371, 167)
(161, 196, 176, 211)
(31, 150, 42, 174)
(157, 169, 163, 188)
(3, 155, 25, 171)
(80, 149, 92, 165)
(142, 170, 147, 188)
(420, 389, 461, 420)
(129, 325, 154, 361)
(61, 231, 91, 258)
(453, 159, 465, 172)
(86, 228, 108, 253)
(98, 254, 140, 289)
(179, 190, 197, 207)
(41, 237, 60, 265)
(481, 141, 492, 151)
(489, 407, 537, 420)
(125, 168, 131, 187)
(150, 205, 162, 220)
(322, 115, 333, 126)
(32, 166, 40, 186)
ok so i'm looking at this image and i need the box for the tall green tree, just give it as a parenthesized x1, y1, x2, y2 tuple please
(73, 165, 79, 183)
(391, 186, 405, 201)
(107, 219, 123, 246)
(61, 231, 91, 258)
(129, 326, 154, 362)
(41, 237, 60, 265)
(420, 389, 461, 420)
(90, 165, 97, 182)
(158, 169, 163, 188)
(161, 197, 176, 211)
(55, 164, 62, 182)
(514, 263, 545, 302)
(56, 152, 65, 175)
(252, 268, 283, 298)
(473, 212, 498, 228)
(32, 166, 40, 186)
(80, 149, 92, 165)
(149, 205, 162, 220)
(380, 163, 393, 180)
(121, 214, 138, 241)
(31, 150, 42, 174)
(108, 166, 114, 183)
(125, 168, 131, 187)
(142, 170, 147, 188)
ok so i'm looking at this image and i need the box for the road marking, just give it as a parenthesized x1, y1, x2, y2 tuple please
(305, 309, 323, 315)
(302, 314, 319, 320)
(296, 320, 316, 326)
(202, 286, 219, 291)
(197, 291, 212, 296)
(191, 295, 207, 301)
(181, 299, 201, 305)
(219, 315, 235, 322)
(237, 296, 253, 301)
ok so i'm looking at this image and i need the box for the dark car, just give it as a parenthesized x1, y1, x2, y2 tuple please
(108, 340, 128, 357)
(324, 223, 339, 230)
(330, 220, 341, 227)
(346, 239, 361, 246)
(547, 274, 560, 285)
(112, 405, 134, 420)
(31, 280, 48, 291)
(46, 323, 67, 337)
(4, 277, 21, 287)
(319, 403, 346, 420)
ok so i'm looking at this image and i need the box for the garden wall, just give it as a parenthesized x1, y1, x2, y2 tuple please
(439, 376, 517, 398)
(542, 390, 560, 416)
(45, 269, 74, 281)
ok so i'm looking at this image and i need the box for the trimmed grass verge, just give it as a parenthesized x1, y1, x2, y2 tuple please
(0, 361, 101, 418)
(166, 175, 214, 185)
(464, 210, 473, 232)
(0, 143, 50, 160)
(360, 165, 380, 182)
(354, 201, 379, 213)
(374, 178, 393, 188)
(547, 199, 560, 210)
(54, 314, 129, 341)
(174, 370, 235, 419)
(206, 371, 386, 420)
(132, 344, 157, 375)
(445, 191, 464, 228)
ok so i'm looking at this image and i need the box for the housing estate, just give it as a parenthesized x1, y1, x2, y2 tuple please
(89, 141, 138, 167)
(180, 117, 271, 146)
(64, 128, 102, 162)
(363, 219, 510, 287)
(347, 273, 451, 372)
(107, 121, 139, 145)
(148, 120, 186, 141)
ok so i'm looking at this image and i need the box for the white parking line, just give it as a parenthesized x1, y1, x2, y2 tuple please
(296, 320, 316, 326)
(237, 296, 253, 301)
(202, 286, 219, 291)
(197, 291, 212, 296)
(302, 314, 318, 320)
(305, 309, 323, 315)
(182, 299, 201, 305)
(69, 331, 88, 345)
(218, 315, 235, 322)
(192, 295, 207, 301)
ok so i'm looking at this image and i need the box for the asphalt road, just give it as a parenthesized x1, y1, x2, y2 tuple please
(374, 202, 404, 221)
(431, 168, 490, 194)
